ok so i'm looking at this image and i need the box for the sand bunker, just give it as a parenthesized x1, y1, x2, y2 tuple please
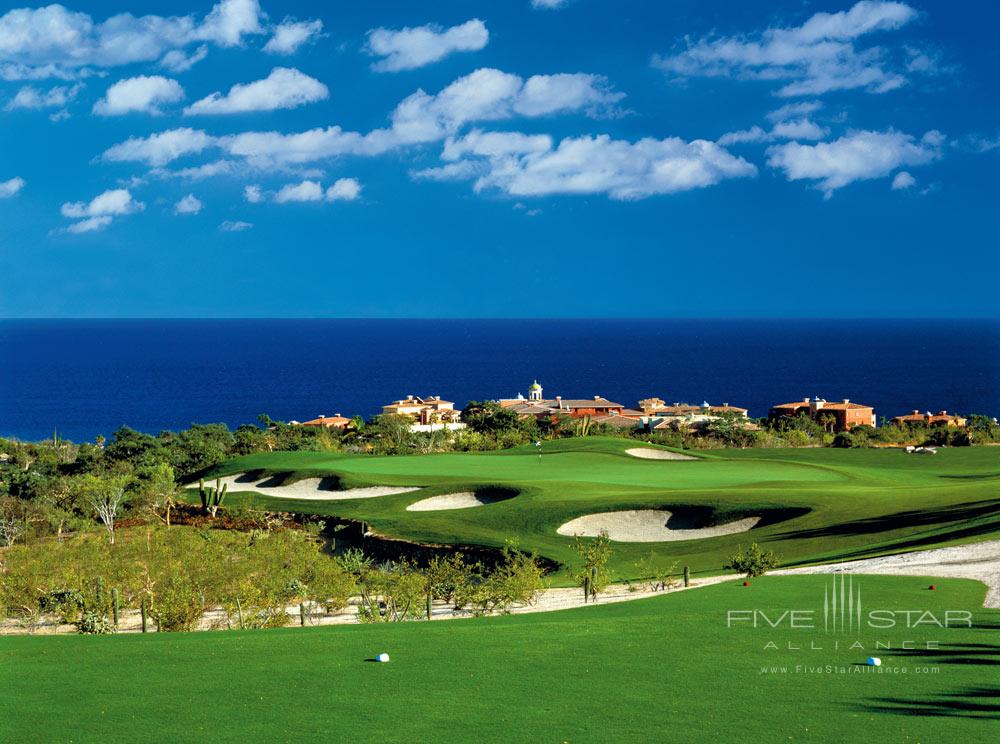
(406, 492, 512, 512)
(194, 474, 419, 501)
(557, 509, 760, 542)
(625, 448, 697, 461)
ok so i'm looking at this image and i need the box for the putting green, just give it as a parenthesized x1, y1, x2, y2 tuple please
(2, 576, 996, 743)
(194, 438, 1000, 582)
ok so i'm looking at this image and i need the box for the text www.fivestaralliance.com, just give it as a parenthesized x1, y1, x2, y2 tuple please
(760, 665, 940, 675)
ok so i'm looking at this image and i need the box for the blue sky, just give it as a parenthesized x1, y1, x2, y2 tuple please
(0, 0, 997, 318)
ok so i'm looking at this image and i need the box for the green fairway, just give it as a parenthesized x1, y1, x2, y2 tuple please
(3, 575, 996, 743)
(193, 438, 1000, 582)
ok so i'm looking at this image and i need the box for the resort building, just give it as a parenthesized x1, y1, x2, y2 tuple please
(499, 381, 626, 420)
(381, 395, 465, 431)
(299, 414, 352, 429)
(638, 398, 749, 418)
(638, 400, 754, 433)
(891, 410, 967, 428)
(769, 397, 876, 432)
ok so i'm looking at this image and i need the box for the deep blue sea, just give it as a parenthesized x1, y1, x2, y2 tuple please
(1, 319, 998, 443)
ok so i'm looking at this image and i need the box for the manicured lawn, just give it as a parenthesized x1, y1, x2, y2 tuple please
(2, 576, 996, 742)
(192, 439, 1000, 582)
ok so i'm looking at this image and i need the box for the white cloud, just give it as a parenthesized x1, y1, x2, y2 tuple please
(103, 128, 216, 166)
(174, 193, 203, 214)
(442, 130, 553, 161)
(532, 0, 568, 9)
(5, 83, 82, 110)
(891, 170, 915, 190)
(220, 219, 252, 231)
(264, 19, 323, 55)
(430, 133, 757, 200)
(93, 75, 185, 115)
(160, 45, 208, 73)
(60, 187, 143, 231)
(0, 176, 25, 198)
(106, 67, 624, 172)
(411, 160, 485, 182)
(274, 179, 323, 202)
(771, 119, 829, 140)
(766, 129, 943, 196)
(766, 100, 823, 123)
(653, 1, 920, 96)
(273, 178, 362, 203)
(244, 184, 263, 202)
(325, 177, 361, 201)
(366, 19, 488, 72)
(0, 0, 264, 79)
(66, 216, 113, 233)
(719, 118, 828, 146)
(388, 69, 623, 146)
(184, 67, 328, 115)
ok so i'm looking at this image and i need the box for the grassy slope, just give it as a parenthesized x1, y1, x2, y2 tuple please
(2, 576, 997, 743)
(192, 439, 1000, 582)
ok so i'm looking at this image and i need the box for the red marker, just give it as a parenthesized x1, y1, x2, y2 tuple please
(929, 584, 936, 590)
(743, 581, 750, 587)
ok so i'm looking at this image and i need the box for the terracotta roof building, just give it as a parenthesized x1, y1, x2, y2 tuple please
(891, 410, 967, 428)
(299, 414, 352, 429)
(769, 397, 875, 432)
(499, 381, 624, 420)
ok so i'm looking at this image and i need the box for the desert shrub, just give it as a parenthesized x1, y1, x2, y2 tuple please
(425, 553, 476, 605)
(77, 611, 115, 635)
(38, 588, 85, 624)
(634, 553, 678, 592)
(572, 530, 614, 601)
(0, 524, 354, 632)
(467, 540, 545, 615)
(357, 563, 426, 623)
(725, 543, 780, 578)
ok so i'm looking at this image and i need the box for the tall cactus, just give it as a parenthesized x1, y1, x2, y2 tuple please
(199, 478, 228, 517)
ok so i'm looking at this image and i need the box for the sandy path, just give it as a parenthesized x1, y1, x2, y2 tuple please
(406, 492, 508, 511)
(557, 509, 761, 542)
(625, 447, 697, 461)
(196, 473, 420, 501)
(773, 539, 1000, 608)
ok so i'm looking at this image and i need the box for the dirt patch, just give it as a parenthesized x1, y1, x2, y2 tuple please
(557, 509, 760, 542)
(625, 447, 697, 461)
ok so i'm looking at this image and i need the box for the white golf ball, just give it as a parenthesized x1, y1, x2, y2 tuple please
(376, 653, 390, 663)
(866, 657, 881, 667)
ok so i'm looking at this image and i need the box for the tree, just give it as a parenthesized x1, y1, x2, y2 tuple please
(137, 463, 178, 527)
(707, 412, 755, 447)
(572, 530, 614, 602)
(0, 501, 24, 547)
(78, 474, 128, 544)
(363, 414, 415, 454)
(725, 543, 779, 578)
(461, 400, 523, 436)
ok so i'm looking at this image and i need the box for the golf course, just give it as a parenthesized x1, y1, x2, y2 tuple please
(191, 438, 1000, 582)
(3, 575, 997, 741)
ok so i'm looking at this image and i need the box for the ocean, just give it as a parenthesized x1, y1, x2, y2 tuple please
(1, 319, 998, 443)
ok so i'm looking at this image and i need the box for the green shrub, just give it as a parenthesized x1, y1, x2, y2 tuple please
(725, 543, 780, 578)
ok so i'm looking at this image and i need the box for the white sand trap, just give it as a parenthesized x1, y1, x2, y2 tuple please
(195, 473, 419, 501)
(625, 447, 697, 461)
(406, 492, 511, 512)
(557, 509, 761, 542)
